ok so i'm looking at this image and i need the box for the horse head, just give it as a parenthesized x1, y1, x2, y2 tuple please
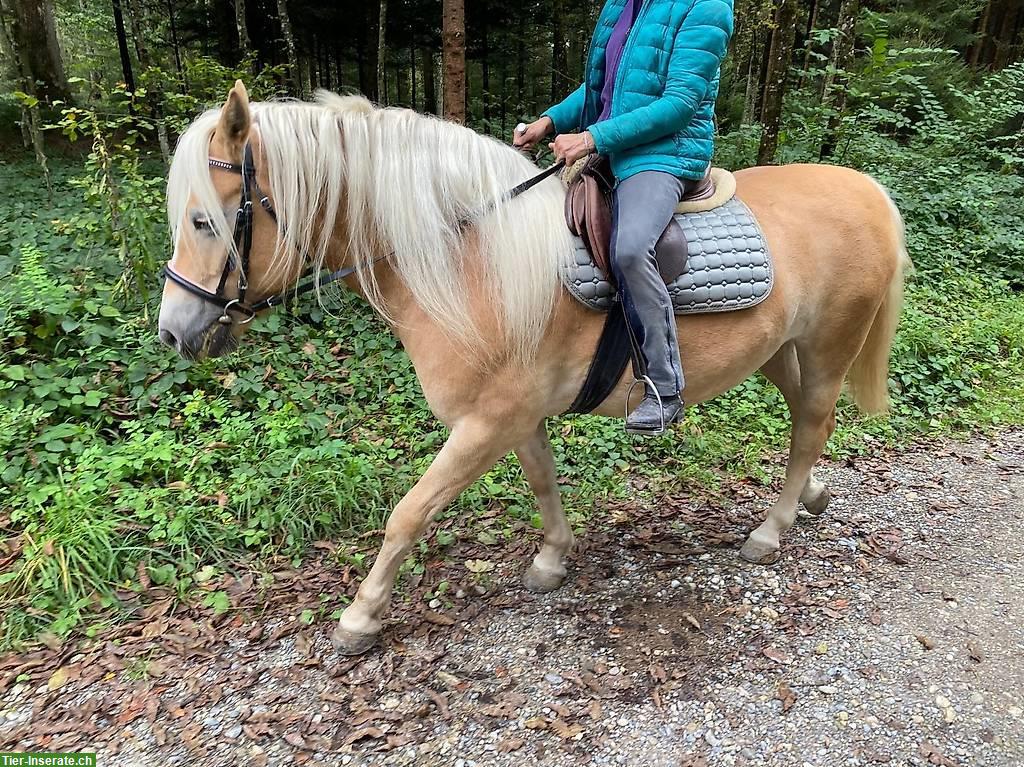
(158, 80, 301, 360)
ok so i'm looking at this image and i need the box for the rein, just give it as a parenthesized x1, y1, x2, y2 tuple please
(161, 143, 564, 326)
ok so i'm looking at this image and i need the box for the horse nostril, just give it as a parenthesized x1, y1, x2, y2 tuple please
(159, 328, 179, 349)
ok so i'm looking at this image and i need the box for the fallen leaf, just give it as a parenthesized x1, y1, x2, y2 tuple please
(776, 681, 797, 713)
(966, 641, 983, 663)
(497, 737, 525, 753)
(918, 740, 959, 767)
(426, 689, 451, 720)
(763, 646, 790, 664)
(916, 634, 936, 650)
(549, 703, 571, 718)
(343, 726, 384, 745)
(682, 612, 702, 631)
(465, 559, 494, 573)
(588, 700, 603, 720)
(524, 716, 548, 730)
(550, 718, 583, 739)
(422, 610, 455, 626)
(435, 670, 464, 691)
(284, 732, 309, 750)
(47, 667, 69, 691)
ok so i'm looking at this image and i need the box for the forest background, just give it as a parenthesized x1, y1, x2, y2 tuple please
(0, 0, 1021, 649)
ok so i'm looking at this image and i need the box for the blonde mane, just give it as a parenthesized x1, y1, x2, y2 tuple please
(167, 92, 573, 359)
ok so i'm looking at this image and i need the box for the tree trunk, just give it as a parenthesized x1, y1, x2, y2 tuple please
(500, 59, 507, 133)
(322, 38, 332, 90)
(276, 0, 301, 94)
(742, 25, 766, 125)
(517, 7, 526, 112)
(4, 0, 68, 102)
(969, 0, 992, 68)
(819, 0, 859, 160)
(234, 0, 251, 59)
(993, 1, 1017, 69)
(125, 0, 150, 69)
(757, 0, 798, 165)
(410, 44, 417, 109)
(111, 0, 136, 94)
(442, 0, 466, 122)
(481, 9, 491, 121)
(0, 0, 51, 190)
(421, 47, 436, 113)
(798, 0, 820, 89)
(551, 0, 568, 102)
(165, 0, 183, 81)
(359, 3, 378, 99)
(377, 0, 388, 104)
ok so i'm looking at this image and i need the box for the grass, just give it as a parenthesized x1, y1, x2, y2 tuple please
(1, 152, 1023, 651)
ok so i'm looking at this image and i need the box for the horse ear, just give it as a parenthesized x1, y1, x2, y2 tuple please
(218, 80, 251, 147)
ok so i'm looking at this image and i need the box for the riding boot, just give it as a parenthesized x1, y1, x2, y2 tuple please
(625, 392, 684, 435)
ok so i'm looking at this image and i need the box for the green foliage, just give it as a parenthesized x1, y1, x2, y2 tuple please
(776, 30, 1024, 281)
(2, 21, 1023, 649)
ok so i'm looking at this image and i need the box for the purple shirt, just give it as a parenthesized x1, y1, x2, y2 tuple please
(598, 0, 645, 122)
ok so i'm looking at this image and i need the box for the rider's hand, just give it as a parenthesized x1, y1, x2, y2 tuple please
(513, 117, 554, 150)
(549, 131, 595, 166)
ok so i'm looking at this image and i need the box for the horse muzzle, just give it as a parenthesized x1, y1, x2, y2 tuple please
(158, 294, 238, 360)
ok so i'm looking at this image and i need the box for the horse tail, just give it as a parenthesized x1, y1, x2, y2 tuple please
(847, 182, 913, 415)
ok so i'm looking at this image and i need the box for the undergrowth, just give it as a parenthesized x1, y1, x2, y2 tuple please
(1, 48, 1023, 648)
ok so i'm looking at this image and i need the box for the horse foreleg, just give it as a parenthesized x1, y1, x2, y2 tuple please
(740, 364, 841, 564)
(332, 417, 523, 655)
(517, 421, 574, 593)
(759, 343, 832, 518)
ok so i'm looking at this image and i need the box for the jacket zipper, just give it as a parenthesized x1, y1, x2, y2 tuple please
(609, 0, 654, 121)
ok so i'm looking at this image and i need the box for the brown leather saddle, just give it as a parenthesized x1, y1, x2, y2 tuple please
(565, 155, 715, 285)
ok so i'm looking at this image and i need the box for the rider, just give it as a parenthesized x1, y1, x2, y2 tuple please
(515, 0, 733, 434)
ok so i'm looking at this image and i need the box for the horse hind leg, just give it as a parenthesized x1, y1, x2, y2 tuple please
(759, 343, 832, 518)
(516, 421, 574, 593)
(741, 343, 842, 564)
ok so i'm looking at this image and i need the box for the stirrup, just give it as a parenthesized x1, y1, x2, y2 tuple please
(625, 375, 665, 433)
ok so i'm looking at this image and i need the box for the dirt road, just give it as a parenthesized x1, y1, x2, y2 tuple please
(2, 431, 1022, 766)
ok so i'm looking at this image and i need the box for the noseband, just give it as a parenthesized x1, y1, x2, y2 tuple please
(161, 143, 366, 326)
(161, 142, 564, 326)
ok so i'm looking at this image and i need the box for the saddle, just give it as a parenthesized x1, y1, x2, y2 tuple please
(564, 156, 719, 285)
(559, 162, 770, 417)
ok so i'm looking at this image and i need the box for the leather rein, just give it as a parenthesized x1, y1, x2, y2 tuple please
(161, 142, 564, 326)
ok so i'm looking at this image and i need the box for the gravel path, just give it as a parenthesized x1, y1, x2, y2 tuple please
(2, 430, 1022, 766)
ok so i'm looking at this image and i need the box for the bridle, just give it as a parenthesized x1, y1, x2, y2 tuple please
(161, 143, 367, 326)
(161, 141, 564, 326)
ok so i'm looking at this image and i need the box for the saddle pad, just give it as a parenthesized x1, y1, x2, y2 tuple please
(562, 197, 773, 315)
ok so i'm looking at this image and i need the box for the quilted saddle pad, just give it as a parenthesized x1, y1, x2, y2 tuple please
(562, 197, 773, 315)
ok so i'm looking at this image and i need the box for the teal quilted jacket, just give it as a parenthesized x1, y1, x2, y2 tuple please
(543, 0, 734, 182)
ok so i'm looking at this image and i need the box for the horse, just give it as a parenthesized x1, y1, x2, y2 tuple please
(158, 82, 910, 655)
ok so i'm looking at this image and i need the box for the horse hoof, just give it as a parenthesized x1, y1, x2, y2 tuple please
(331, 625, 378, 656)
(522, 565, 566, 594)
(739, 537, 781, 565)
(802, 486, 831, 517)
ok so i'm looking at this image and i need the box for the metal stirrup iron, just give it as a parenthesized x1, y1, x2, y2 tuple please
(625, 375, 666, 433)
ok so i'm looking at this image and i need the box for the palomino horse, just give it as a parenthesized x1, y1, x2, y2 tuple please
(158, 83, 910, 654)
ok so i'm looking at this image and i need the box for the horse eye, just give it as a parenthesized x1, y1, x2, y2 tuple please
(192, 216, 212, 233)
